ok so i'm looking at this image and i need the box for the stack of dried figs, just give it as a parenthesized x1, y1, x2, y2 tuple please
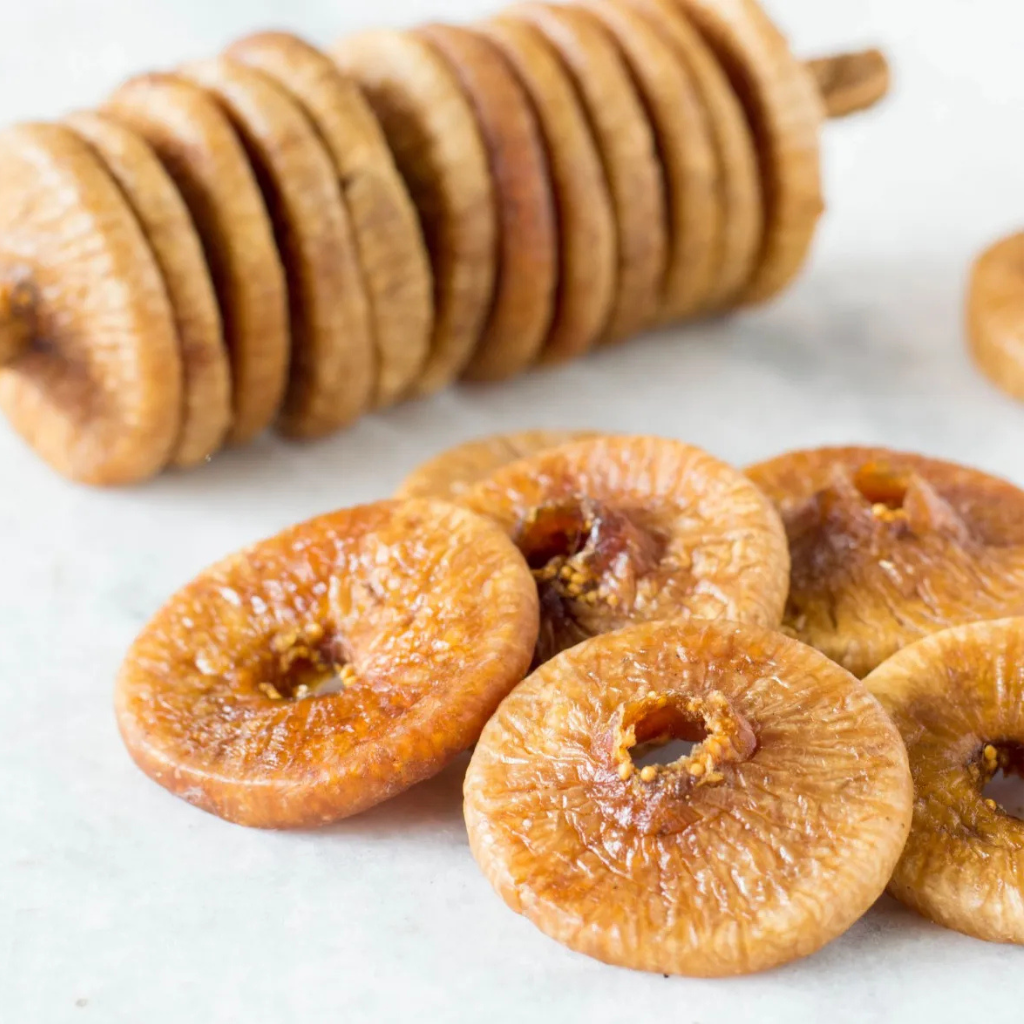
(117, 433, 1024, 976)
(0, 0, 890, 486)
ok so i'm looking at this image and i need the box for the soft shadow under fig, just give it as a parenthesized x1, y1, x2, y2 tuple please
(319, 752, 471, 840)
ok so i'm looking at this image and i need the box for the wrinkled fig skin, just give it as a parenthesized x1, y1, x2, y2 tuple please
(748, 446, 1024, 677)
(461, 435, 790, 662)
(116, 500, 539, 829)
(395, 429, 599, 501)
(865, 619, 1024, 944)
(465, 619, 913, 976)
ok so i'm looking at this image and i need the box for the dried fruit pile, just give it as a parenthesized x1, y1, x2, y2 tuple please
(0, 3, 891, 485)
(117, 432, 1024, 976)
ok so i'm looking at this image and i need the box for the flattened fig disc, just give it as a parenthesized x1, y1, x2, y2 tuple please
(967, 231, 1024, 403)
(474, 18, 616, 363)
(581, 0, 719, 321)
(105, 74, 289, 445)
(619, 0, 763, 308)
(225, 33, 434, 408)
(395, 429, 599, 500)
(676, 0, 825, 304)
(865, 618, 1024, 945)
(465, 618, 912, 976)
(417, 24, 557, 381)
(747, 446, 1024, 677)
(180, 58, 374, 439)
(331, 31, 497, 395)
(509, 3, 666, 343)
(0, 123, 181, 485)
(116, 499, 539, 828)
(65, 110, 231, 468)
(461, 435, 789, 662)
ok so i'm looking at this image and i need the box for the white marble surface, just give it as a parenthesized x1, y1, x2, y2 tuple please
(2, 0, 1023, 1020)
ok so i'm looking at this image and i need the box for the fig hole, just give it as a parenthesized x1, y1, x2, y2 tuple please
(630, 705, 707, 770)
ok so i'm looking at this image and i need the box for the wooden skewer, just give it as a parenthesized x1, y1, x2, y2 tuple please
(805, 48, 891, 119)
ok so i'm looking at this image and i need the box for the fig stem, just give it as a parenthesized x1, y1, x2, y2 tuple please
(804, 48, 891, 119)
(0, 270, 36, 366)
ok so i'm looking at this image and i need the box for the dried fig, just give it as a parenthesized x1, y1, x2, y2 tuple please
(395, 429, 599, 501)
(865, 618, 1024, 944)
(676, 0, 825, 303)
(474, 18, 616, 363)
(580, 0, 719, 320)
(416, 23, 557, 380)
(225, 32, 434, 408)
(465, 618, 912, 976)
(180, 58, 374, 439)
(461, 435, 789, 662)
(0, 122, 181, 485)
(618, 0, 763, 308)
(105, 74, 290, 446)
(331, 31, 497, 396)
(65, 110, 231, 468)
(747, 446, 1024, 677)
(508, 3, 666, 343)
(967, 231, 1024, 403)
(116, 499, 539, 828)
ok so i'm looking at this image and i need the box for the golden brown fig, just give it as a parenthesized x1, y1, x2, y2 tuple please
(465, 618, 913, 976)
(747, 446, 1024, 677)
(180, 58, 374, 439)
(65, 110, 231, 469)
(331, 31, 497, 396)
(462, 435, 789, 662)
(967, 231, 1024, 403)
(618, 0, 763, 308)
(105, 74, 290, 446)
(509, 3, 666, 342)
(416, 23, 557, 380)
(676, 0, 825, 304)
(581, 0, 719, 320)
(0, 122, 181, 485)
(865, 618, 1024, 944)
(116, 499, 539, 829)
(395, 429, 600, 501)
(225, 32, 434, 408)
(474, 18, 616, 363)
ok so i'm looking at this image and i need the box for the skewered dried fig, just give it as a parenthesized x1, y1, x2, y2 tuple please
(116, 499, 539, 828)
(106, 74, 289, 446)
(474, 18, 616, 363)
(225, 32, 433, 408)
(619, 0, 763, 308)
(465, 618, 912, 976)
(395, 429, 599, 500)
(747, 446, 1024, 677)
(581, 0, 719, 320)
(65, 110, 231, 468)
(461, 435, 789, 662)
(509, 3, 666, 343)
(865, 618, 1024, 944)
(416, 23, 557, 380)
(967, 231, 1024, 403)
(676, 0, 824, 303)
(331, 31, 496, 396)
(179, 58, 374, 439)
(0, 122, 181, 485)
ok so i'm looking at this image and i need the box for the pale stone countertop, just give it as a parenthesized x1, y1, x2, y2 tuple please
(1, 1, 1023, 1020)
